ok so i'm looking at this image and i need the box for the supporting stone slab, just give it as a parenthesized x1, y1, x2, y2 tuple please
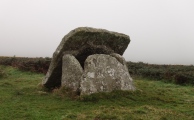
(80, 54, 135, 95)
(61, 54, 83, 92)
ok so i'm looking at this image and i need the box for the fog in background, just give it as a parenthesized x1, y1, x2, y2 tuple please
(0, 0, 194, 65)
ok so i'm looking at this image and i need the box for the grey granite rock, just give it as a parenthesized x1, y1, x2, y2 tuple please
(80, 54, 135, 95)
(61, 54, 83, 92)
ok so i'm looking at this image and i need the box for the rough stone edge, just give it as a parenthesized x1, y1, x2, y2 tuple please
(110, 53, 136, 91)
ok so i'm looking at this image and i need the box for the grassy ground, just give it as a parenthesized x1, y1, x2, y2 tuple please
(0, 65, 194, 120)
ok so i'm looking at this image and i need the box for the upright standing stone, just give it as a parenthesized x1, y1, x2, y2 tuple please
(61, 54, 83, 92)
(80, 54, 135, 95)
(43, 27, 131, 89)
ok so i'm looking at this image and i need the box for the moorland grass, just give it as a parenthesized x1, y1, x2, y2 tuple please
(0, 65, 194, 120)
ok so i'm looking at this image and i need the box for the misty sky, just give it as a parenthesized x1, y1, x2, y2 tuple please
(0, 0, 194, 65)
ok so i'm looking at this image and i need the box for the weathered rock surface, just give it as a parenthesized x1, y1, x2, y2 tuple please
(80, 54, 135, 95)
(43, 27, 131, 89)
(61, 54, 83, 92)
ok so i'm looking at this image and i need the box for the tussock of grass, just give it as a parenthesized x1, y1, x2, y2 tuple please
(0, 66, 7, 78)
(0, 70, 4, 78)
(0, 65, 194, 120)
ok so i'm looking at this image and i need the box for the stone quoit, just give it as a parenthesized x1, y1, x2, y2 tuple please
(43, 27, 135, 95)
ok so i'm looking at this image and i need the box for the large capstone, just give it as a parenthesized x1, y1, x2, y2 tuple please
(43, 27, 131, 89)
(80, 54, 135, 95)
(61, 54, 83, 92)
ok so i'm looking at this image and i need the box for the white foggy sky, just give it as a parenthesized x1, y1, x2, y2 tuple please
(0, 0, 194, 65)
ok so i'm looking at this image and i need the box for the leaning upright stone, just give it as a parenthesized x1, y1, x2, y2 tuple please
(42, 27, 131, 89)
(61, 54, 83, 92)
